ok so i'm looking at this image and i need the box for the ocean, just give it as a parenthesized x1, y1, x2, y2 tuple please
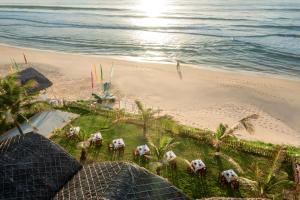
(0, 0, 299, 78)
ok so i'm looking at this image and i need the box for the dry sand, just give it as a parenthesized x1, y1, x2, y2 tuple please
(1, 44, 300, 146)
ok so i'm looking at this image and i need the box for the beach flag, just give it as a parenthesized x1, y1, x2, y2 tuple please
(23, 53, 28, 64)
(91, 70, 94, 89)
(93, 64, 99, 82)
(99, 64, 103, 83)
(110, 62, 114, 82)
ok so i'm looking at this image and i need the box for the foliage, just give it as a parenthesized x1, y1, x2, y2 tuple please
(0, 75, 41, 134)
(51, 104, 296, 199)
(239, 147, 294, 199)
(135, 100, 160, 138)
(149, 136, 179, 161)
(224, 114, 259, 136)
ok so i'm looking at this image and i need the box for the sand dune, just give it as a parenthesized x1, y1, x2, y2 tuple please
(1, 44, 300, 146)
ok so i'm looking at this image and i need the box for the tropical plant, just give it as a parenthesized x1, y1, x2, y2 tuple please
(211, 114, 259, 173)
(239, 147, 294, 199)
(224, 114, 259, 136)
(213, 114, 259, 152)
(135, 100, 160, 138)
(77, 140, 90, 163)
(148, 136, 179, 174)
(149, 136, 179, 161)
(0, 75, 39, 135)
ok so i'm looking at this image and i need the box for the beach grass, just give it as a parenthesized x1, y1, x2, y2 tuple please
(50, 102, 297, 199)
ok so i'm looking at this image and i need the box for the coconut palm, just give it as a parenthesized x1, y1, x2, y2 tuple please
(135, 100, 160, 138)
(224, 114, 259, 137)
(213, 114, 259, 153)
(0, 75, 39, 135)
(211, 114, 259, 173)
(239, 147, 294, 198)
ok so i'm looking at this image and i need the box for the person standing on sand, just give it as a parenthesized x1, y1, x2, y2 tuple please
(176, 60, 182, 80)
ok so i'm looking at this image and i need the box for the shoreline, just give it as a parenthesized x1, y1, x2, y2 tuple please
(1, 42, 299, 82)
(1, 44, 300, 146)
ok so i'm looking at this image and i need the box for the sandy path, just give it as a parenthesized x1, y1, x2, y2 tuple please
(1, 44, 300, 146)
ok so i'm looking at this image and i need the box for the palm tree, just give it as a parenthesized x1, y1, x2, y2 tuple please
(0, 75, 38, 135)
(213, 114, 259, 153)
(224, 114, 259, 136)
(211, 114, 259, 173)
(239, 147, 294, 198)
(148, 136, 179, 175)
(135, 100, 160, 138)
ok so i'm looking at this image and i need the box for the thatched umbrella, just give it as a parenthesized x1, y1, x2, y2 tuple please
(17, 67, 53, 94)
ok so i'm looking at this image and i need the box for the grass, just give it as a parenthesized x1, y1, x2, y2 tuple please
(50, 103, 297, 199)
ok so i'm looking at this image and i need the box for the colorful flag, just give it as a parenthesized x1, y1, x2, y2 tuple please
(91, 70, 94, 89)
(99, 64, 103, 83)
(110, 62, 114, 82)
(93, 64, 99, 82)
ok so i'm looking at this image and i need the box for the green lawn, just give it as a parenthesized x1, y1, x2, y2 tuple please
(51, 105, 295, 199)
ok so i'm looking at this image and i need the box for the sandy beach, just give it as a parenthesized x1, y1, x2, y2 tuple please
(1, 44, 300, 146)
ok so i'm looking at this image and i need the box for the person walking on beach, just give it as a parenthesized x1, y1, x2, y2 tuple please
(176, 60, 182, 80)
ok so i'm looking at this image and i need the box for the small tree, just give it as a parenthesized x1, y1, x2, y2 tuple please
(135, 100, 160, 138)
(211, 114, 259, 173)
(239, 147, 294, 198)
(148, 136, 179, 174)
(213, 114, 259, 153)
(0, 75, 38, 135)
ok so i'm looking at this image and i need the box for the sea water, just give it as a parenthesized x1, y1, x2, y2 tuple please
(0, 0, 299, 78)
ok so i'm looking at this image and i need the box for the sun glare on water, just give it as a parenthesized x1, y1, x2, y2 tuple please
(131, 0, 172, 57)
(138, 0, 167, 17)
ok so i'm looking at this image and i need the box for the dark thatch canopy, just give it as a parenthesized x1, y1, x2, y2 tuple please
(54, 162, 190, 200)
(0, 132, 82, 200)
(17, 67, 52, 94)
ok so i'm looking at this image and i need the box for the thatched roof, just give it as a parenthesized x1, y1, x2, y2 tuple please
(17, 67, 52, 94)
(54, 161, 190, 200)
(0, 132, 82, 200)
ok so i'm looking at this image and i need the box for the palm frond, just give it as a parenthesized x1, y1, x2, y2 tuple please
(176, 157, 191, 167)
(149, 161, 163, 172)
(135, 100, 144, 113)
(240, 120, 255, 134)
(241, 113, 259, 121)
(216, 123, 227, 139)
(218, 152, 244, 174)
(239, 114, 259, 134)
(224, 114, 259, 136)
(77, 141, 90, 150)
(238, 177, 258, 192)
(148, 141, 160, 159)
